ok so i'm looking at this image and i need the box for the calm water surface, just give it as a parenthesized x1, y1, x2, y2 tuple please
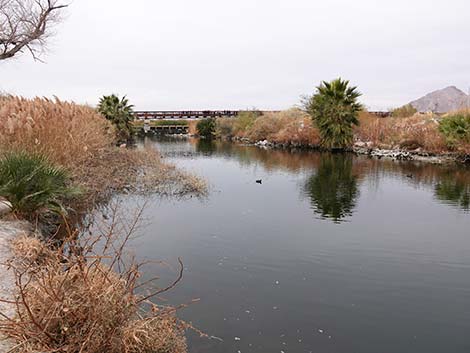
(126, 137, 470, 353)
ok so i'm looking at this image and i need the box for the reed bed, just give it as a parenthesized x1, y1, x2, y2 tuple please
(0, 96, 114, 172)
(0, 96, 207, 205)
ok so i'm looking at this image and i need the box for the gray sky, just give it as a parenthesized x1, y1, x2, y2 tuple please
(1, 0, 469, 110)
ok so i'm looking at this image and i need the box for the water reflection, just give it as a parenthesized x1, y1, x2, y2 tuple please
(143, 136, 470, 214)
(195, 139, 216, 155)
(303, 154, 360, 222)
(435, 177, 470, 210)
(132, 136, 470, 353)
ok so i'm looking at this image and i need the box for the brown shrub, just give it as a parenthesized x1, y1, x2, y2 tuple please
(215, 118, 235, 139)
(1, 210, 191, 353)
(270, 113, 320, 146)
(246, 113, 285, 141)
(232, 111, 257, 137)
(246, 109, 320, 145)
(355, 112, 447, 152)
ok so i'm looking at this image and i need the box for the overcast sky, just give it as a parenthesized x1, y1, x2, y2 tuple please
(1, 0, 469, 110)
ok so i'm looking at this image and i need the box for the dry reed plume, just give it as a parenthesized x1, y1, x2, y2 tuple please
(0, 96, 207, 206)
(0, 96, 115, 172)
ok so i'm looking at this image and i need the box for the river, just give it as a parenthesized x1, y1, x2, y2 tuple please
(124, 136, 470, 353)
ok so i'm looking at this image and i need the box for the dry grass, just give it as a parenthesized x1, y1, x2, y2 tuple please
(0, 208, 193, 353)
(218, 108, 470, 155)
(355, 112, 447, 152)
(218, 109, 320, 146)
(269, 110, 320, 146)
(0, 96, 207, 207)
(223, 109, 470, 155)
(75, 147, 206, 205)
(0, 96, 115, 173)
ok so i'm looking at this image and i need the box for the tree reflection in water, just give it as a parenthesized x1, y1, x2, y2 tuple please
(435, 177, 470, 211)
(196, 139, 216, 155)
(304, 153, 359, 223)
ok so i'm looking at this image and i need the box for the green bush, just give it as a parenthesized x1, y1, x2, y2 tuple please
(233, 111, 258, 135)
(305, 78, 362, 149)
(97, 94, 134, 143)
(196, 118, 216, 138)
(0, 151, 79, 215)
(391, 104, 417, 118)
(215, 118, 235, 139)
(438, 112, 470, 148)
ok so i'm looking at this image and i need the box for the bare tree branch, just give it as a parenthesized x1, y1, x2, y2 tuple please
(0, 0, 67, 61)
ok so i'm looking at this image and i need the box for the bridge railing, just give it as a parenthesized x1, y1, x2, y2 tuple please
(134, 110, 239, 120)
(134, 110, 392, 119)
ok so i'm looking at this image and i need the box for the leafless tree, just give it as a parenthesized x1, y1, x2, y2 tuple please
(0, 0, 67, 61)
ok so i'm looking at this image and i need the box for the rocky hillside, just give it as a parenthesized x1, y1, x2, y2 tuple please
(410, 86, 469, 113)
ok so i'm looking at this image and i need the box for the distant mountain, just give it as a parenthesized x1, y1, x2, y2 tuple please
(409, 86, 469, 113)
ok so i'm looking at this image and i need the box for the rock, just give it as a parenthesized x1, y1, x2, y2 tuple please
(255, 140, 269, 146)
(119, 143, 127, 148)
(354, 141, 366, 148)
(0, 200, 12, 217)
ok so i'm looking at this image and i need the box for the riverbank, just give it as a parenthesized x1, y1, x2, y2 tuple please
(246, 138, 460, 164)
(213, 109, 470, 165)
(0, 96, 206, 352)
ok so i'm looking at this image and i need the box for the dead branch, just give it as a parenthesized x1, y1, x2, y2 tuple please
(0, 0, 67, 61)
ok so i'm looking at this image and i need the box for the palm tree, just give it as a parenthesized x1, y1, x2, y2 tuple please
(97, 94, 134, 142)
(305, 78, 362, 150)
(0, 151, 80, 216)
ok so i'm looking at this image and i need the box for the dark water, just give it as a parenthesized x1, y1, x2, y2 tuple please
(128, 137, 470, 353)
